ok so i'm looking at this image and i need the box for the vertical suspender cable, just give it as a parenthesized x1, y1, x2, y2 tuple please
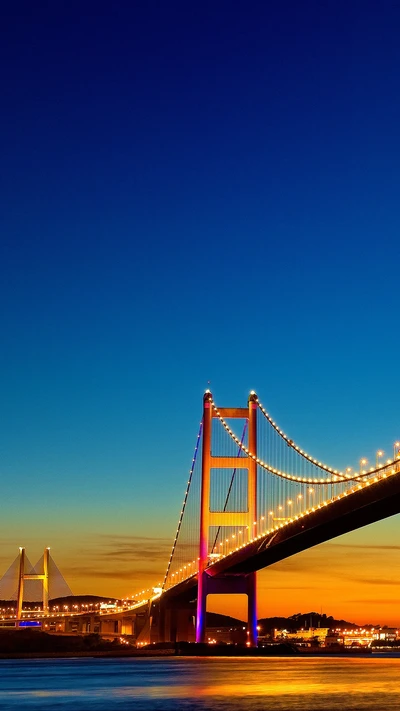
(211, 420, 248, 554)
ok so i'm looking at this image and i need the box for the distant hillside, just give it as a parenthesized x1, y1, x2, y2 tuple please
(257, 611, 375, 634)
(0, 595, 118, 608)
(50, 595, 117, 607)
(206, 612, 244, 628)
(0, 595, 379, 631)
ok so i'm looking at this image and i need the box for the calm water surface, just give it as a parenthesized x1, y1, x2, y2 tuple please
(1, 656, 400, 711)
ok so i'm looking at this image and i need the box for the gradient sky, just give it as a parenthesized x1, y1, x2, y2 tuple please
(1, 1, 400, 625)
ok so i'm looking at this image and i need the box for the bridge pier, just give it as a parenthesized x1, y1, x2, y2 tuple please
(154, 600, 195, 643)
(247, 571, 257, 648)
(197, 571, 257, 645)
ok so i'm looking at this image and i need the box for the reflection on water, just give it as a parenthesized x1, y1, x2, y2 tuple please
(1, 656, 400, 710)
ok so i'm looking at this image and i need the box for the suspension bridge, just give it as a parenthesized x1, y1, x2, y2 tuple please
(2, 390, 400, 644)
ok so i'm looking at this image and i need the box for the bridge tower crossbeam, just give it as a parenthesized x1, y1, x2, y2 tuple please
(196, 390, 258, 646)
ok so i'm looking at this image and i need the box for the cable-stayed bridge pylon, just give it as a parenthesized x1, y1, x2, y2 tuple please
(0, 547, 73, 624)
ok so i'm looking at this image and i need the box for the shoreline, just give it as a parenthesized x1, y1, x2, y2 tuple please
(0, 646, 376, 660)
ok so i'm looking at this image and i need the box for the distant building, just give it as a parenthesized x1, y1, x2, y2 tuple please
(275, 627, 329, 644)
(206, 625, 247, 645)
(373, 628, 399, 642)
(325, 633, 344, 647)
(275, 626, 383, 647)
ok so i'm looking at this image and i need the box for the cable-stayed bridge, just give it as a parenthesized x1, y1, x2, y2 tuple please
(2, 389, 400, 643)
(0, 548, 73, 615)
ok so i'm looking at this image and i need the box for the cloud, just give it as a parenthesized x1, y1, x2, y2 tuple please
(347, 598, 400, 606)
(346, 577, 399, 587)
(97, 534, 170, 543)
(64, 565, 164, 581)
(259, 584, 315, 592)
(95, 546, 170, 561)
(79, 534, 172, 564)
(330, 543, 400, 551)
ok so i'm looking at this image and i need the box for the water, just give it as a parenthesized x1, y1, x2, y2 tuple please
(1, 656, 400, 711)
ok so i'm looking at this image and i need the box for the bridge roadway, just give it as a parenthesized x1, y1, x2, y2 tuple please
(162, 464, 400, 603)
(121, 464, 400, 644)
(10, 601, 157, 638)
(8, 465, 400, 642)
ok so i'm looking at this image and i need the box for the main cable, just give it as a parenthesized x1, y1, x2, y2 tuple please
(162, 420, 203, 590)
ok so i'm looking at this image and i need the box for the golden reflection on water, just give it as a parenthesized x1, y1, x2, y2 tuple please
(141, 657, 400, 702)
(106, 657, 400, 702)
(2, 656, 400, 710)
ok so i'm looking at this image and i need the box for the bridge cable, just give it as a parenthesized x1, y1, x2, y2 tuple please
(161, 420, 203, 590)
(255, 396, 341, 476)
(210, 397, 343, 484)
(211, 396, 399, 485)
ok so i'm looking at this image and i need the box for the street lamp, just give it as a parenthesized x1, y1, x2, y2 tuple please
(376, 450, 384, 468)
(394, 442, 400, 460)
(359, 458, 368, 474)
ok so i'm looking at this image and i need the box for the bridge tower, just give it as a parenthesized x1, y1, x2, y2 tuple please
(17, 547, 50, 622)
(196, 391, 258, 646)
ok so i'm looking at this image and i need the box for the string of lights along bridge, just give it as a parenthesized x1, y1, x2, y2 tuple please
(129, 390, 400, 606)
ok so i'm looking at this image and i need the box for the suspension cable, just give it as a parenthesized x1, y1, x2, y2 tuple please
(255, 396, 340, 475)
(209, 397, 340, 483)
(255, 396, 399, 483)
(162, 420, 203, 590)
(209, 395, 397, 484)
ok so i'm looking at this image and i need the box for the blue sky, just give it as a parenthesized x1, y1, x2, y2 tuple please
(1, 1, 400, 621)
